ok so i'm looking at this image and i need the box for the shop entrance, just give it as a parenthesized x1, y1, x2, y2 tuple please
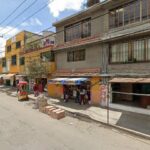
(111, 83, 150, 108)
(63, 83, 91, 104)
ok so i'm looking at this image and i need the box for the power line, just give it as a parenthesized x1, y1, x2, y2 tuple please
(0, 0, 28, 26)
(0, 10, 109, 51)
(0, 3, 150, 55)
(0, 0, 38, 34)
(2, 0, 51, 36)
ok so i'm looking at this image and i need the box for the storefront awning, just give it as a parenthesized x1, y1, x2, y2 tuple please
(109, 78, 150, 83)
(3, 74, 15, 80)
(0, 74, 6, 78)
(66, 78, 88, 85)
(48, 78, 69, 84)
(48, 78, 88, 85)
(16, 75, 27, 80)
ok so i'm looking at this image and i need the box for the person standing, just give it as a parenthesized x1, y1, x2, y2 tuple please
(33, 83, 39, 97)
(80, 89, 85, 105)
(38, 82, 43, 94)
(73, 88, 77, 103)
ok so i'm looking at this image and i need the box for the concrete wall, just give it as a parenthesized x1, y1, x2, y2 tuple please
(108, 63, 150, 75)
(55, 10, 109, 46)
(55, 44, 103, 70)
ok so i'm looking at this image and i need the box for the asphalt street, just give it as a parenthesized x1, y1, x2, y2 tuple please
(0, 92, 150, 150)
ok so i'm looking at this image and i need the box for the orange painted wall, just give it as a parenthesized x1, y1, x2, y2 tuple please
(21, 46, 56, 74)
(47, 83, 63, 98)
(5, 31, 25, 74)
(0, 59, 2, 73)
(90, 77, 101, 105)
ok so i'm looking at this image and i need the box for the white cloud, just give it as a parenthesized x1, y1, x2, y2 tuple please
(48, 0, 86, 17)
(21, 18, 43, 27)
(0, 26, 19, 57)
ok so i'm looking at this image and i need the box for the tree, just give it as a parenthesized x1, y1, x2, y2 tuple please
(25, 58, 49, 80)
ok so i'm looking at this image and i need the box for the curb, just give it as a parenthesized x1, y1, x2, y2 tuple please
(5, 94, 150, 141)
(64, 110, 150, 141)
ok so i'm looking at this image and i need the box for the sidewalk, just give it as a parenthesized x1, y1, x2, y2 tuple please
(28, 94, 150, 137)
(0, 85, 149, 139)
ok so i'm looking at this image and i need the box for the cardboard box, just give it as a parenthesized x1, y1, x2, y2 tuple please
(45, 106, 54, 114)
(47, 107, 57, 116)
(52, 109, 65, 120)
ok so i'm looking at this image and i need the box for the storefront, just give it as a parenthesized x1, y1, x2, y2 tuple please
(3, 74, 15, 86)
(48, 76, 101, 105)
(109, 78, 150, 109)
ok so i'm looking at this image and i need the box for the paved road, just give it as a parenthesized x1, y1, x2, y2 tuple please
(0, 92, 150, 150)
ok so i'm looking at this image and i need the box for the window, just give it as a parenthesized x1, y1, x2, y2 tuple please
(110, 37, 150, 63)
(146, 39, 150, 60)
(20, 57, 25, 65)
(16, 41, 21, 49)
(2, 58, 6, 67)
(7, 45, 11, 52)
(109, 0, 146, 29)
(40, 51, 55, 62)
(109, 11, 116, 28)
(111, 43, 129, 63)
(67, 49, 85, 62)
(11, 55, 17, 65)
(65, 19, 91, 42)
(82, 19, 91, 38)
(133, 40, 145, 61)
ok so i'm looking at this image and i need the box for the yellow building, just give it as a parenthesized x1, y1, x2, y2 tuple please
(5, 31, 41, 74)
(20, 45, 56, 75)
(0, 58, 2, 73)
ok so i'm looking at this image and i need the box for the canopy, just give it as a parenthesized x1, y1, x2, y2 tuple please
(66, 78, 88, 85)
(109, 78, 150, 83)
(16, 74, 27, 80)
(0, 74, 6, 78)
(48, 78, 88, 85)
(3, 74, 15, 80)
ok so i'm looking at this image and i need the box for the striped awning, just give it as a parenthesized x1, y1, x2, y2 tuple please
(48, 78, 88, 85)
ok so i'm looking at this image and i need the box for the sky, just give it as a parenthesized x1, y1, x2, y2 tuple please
(0, 0, 87, 56)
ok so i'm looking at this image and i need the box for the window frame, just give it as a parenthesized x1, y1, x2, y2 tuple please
(16, 41, 21, 49)
(19, 57, 25, 65)
(11, 55, 17, 66)
(109, 37, 150, 64)
(64, 18, 91, 42)
(109, 0, 147, 29)
(7, 45, 11, 52)
(67, 49, 86, 62)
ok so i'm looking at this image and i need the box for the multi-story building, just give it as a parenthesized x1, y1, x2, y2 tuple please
(48, 0, 150, 108)
(0, 58, 2, 74)
(106, 0, 150, 108)
(20, 31, 56, 86)
(2, 31, 40, 86)
(48, 0, 109, 105)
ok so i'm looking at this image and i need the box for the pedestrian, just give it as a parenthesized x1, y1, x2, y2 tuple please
(38, 82, 43, 94)
(73, 88, 77, 103)
(33, 83, 39, 97)
(80, 89, 85, 105)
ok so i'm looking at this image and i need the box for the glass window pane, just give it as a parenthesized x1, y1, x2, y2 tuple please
(142, 0, 148, 20)
(133, 40, 145, 61)
(124, 5, 130, 25)
(147, 39, 150, 60)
